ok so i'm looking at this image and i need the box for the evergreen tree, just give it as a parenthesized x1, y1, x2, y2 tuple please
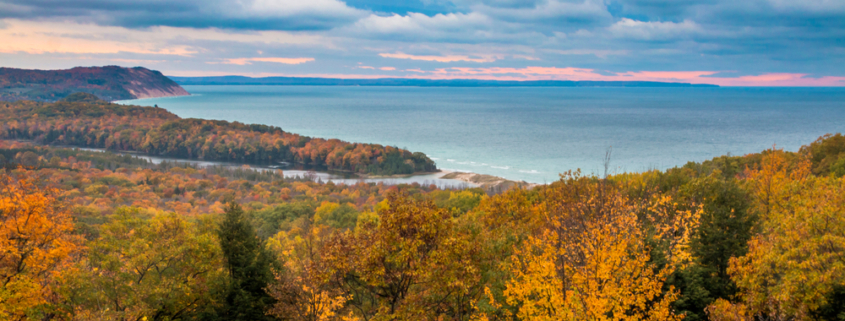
(670, 175, 756, 321)
(215, 202, 279, 321)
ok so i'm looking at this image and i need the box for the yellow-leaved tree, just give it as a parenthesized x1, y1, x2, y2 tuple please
(56, 207, 224, 320)
(489, 171, 699, 321)
(707, 150, 845, 320)
(323, 192, 482, 321)
(0, 169, 80, 320)
(266, 221, 353, 321)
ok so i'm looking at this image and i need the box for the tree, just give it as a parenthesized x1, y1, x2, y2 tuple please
(0, 169, 80, 320)
(324, 192, 482, 320)
(215, 202, 279, 321)
(56, 208, 224, 320)
(266, 221, 352, 321)
(16, 152, 39, 168)
(667, 174, 755, 321)
(708, 150, 845, 320)
(313, 202, 358, 229)
(490, 172, 699, 321)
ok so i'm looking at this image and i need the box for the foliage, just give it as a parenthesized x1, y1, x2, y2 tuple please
(56, 207, 224, 320)
(324, 192, 482, 320)
(488, 172, 699, 321)
(267, 222, 353, 321)
(3, 132, 845, 321)
(0, 66, 183, 102)
(313, 201, 359, 229)
(801, 133, 845, 176)
(0, 169, 81, 320)
(666, 174, 755, 321)
(0, 99, 436, 174)
(215, 202, 279, 321)
(707, 150, 845, 320)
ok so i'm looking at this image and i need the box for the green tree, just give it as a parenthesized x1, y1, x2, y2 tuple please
(216, 202, 279, 321)
(668, 174, 755, 321)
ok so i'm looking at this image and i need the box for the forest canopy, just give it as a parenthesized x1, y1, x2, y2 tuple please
(1, 126, 845, 320)
(0, 98, 437, 175)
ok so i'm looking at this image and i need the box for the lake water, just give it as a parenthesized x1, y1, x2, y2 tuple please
(120, 86, 845, 183)
(76, 147, 475, 189)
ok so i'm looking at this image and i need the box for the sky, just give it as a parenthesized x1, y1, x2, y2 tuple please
(1, 0, 844, 86)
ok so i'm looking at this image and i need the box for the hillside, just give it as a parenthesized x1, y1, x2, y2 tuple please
(0, 66, 189, 102)
(0, 93, 437, 175)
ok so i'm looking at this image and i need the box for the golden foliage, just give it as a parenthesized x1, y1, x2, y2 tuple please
(708, 150, 845, 320)
(494, 172, 699, 321)
(267, 223, 354, 321)
(0, 169, 80, 320)
(323, 192, 482, 320)
(56, 208, 224, 320)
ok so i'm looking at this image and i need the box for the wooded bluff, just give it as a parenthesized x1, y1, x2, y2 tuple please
(0, 66, 189, 102)
(0, 93, 437, 175)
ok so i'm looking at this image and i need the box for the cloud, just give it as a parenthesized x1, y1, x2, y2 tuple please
(616, 70, 718, 79)
(424, 66, 607, 79)
(379, 66, 396, 70)
(380, 52, 496, 63)
(340, 11, 546, 43)
(0, 0, 367, 30)
(546, 49, 628, 58)
(513, 54, 540, 60)
(1, 0, 844, 84)
(350, 12, 492, 36)
(383, 66, 845, 86)
(342, 0, 457, 16)
(608, 18, 703, 40)
(0, 19, 332, 57)
(217, 57, 315, 65)
(473, 0, 611, 25)
(0, 20, 199, 56)
(109, 58, 167, 64)
(766, 0, 845, 13)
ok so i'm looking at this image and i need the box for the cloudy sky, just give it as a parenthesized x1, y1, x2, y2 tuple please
(1, 0, 844, 86)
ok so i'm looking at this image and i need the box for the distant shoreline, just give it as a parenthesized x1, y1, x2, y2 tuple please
(169, 76, 719, 88)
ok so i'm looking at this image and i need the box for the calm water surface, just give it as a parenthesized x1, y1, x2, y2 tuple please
(120, 86, 845, 183)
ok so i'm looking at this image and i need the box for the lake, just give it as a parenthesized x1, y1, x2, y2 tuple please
(119, 86, 845, 183)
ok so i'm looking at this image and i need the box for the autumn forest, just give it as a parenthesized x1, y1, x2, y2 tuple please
(2, 95, 845, 321)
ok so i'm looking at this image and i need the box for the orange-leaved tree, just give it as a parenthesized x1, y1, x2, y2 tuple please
(489, 171, 699, 321)
(0, 169, 80, 320)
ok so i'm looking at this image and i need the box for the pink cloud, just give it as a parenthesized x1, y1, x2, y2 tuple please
(380, 52, 495, 63)
(707, 74, 845, 86)
(616, 71, 719, 80)
(380, 67, 396, 71)
(217, 57, 315, 65)
(170, 67, 845, 87)
(398, 67, 845, 86)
